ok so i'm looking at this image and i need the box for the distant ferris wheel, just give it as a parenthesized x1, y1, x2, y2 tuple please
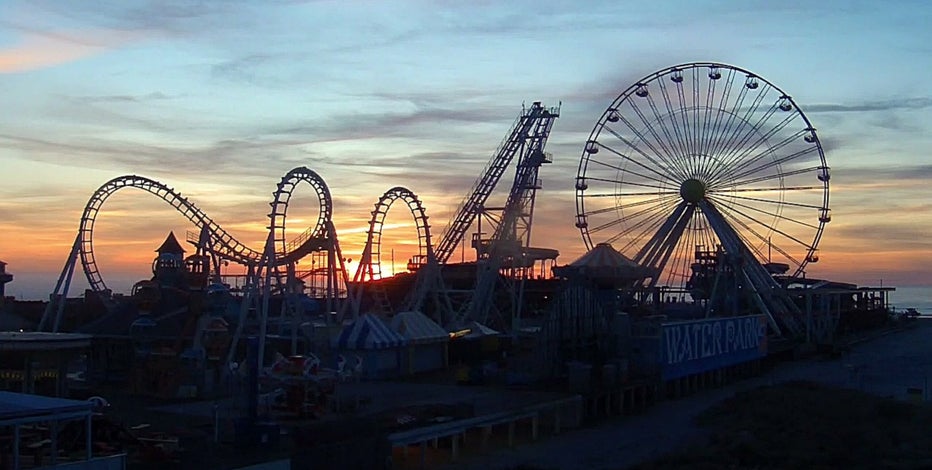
(575, 62, 831, 290)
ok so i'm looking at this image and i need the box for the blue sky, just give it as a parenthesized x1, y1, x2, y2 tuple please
(1, 0, 931, 299)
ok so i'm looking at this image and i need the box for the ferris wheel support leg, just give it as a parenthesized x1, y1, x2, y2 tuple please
(739, 270, 782, 337)
(39, 234, 80, 332)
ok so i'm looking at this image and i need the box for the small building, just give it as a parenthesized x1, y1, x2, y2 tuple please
(0, 332, 92, 397)
(448, 321, 502, 363)
(332, 314, 406, 379)
(0, 260, 12, 307)
(0, 391, 127, 468)
(389, 311, 449, 375)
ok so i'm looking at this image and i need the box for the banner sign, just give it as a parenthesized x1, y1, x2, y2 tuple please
(660, 315, 768, 380)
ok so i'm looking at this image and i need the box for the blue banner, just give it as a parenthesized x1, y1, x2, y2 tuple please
(660, 315, 767, 380)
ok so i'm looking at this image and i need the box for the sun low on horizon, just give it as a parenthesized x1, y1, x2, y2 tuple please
(1, 0, 931, 300)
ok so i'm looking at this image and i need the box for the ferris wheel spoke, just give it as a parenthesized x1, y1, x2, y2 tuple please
(725, 193, 825, 210)
(708, 69, 738, 154)
(630, 99, 691, 179)
(712, 185, 818, 194)
(646, 87, 689, 171)
(657, 77, 693, 168)
(589, 196, 677, 236)
(714, 165, 826, 190)
(711, 105, 781, 183)
(687, 70, 702, 177)
(675, 80, 697, 171)
(706, 80, 751, 160)
(706, 114, 800, 186)
(587, 150, 678, 186)
(697, 68, 721, 166)
(711, 197, 815, 259)
(608, 117, 688, 182)
(708, 194, 820, 231)
(716, 86, 772, 160)
(697, 69, 734, 179)
(584, 188, 677, 198)
(581, 174, 677, 193)
(611, 203, 681, 249)
(582, 194, 677, 218)
(709, 90, 774, 176)
(619, 209, 674, 253)
(671, 214, 698, 286)
(721, 145, 819, 187)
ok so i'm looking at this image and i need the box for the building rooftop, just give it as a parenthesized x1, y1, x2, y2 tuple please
(156, 231, 185, 254)
(0, 391, 93, 424)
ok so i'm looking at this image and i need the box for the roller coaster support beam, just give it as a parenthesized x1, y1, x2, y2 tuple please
(434, 102, 558, 265)
(38, 234, 81, 332)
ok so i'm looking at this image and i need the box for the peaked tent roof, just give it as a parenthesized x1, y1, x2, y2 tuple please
(461, 320, 500, 338)
(554, 242, 653, 282)
(156, 231, 185, 254)
(390, 311, 448, 344)
(570, 243, 641, 269)
(334, 313, 406, 350)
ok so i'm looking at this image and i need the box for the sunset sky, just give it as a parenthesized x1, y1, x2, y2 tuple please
(1, 0, 931, 300)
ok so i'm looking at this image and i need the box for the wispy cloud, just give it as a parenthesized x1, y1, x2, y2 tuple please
(807, 97, 932, 114)
(0, 32, 110, 73)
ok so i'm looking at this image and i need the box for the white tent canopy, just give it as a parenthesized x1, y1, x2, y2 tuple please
(390, 311, 449, 344)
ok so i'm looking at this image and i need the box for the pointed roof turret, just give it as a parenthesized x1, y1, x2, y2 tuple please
(156, 231, 185, 255)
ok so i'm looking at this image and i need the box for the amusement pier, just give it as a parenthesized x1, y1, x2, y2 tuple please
(0, 62, 916, 469)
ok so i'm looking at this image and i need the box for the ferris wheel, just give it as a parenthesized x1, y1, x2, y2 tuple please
(575, 62, 830, 292)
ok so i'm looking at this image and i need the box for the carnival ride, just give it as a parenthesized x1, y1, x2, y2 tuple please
(348, 186, 435, 317)
(410, 101, 561, 329)
(39, 167, 349, 367)
(573, 62, 831, 338)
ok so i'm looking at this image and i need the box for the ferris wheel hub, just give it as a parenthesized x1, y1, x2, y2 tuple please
(679, 178, 706, 204)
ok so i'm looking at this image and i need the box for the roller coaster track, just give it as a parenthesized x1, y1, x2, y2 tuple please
(40, 167, 339, 333)
(350, 186, 432, 316)
(74, 167, 332, 294)
(268, 167, 334, 265)
(77, 175, 259, 293)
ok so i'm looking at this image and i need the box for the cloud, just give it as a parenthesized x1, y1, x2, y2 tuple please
(834, 164, 932, 183)
(806, 97, 932, 114)
(0, 32, 108, 73)
(69, 92, 176, 104)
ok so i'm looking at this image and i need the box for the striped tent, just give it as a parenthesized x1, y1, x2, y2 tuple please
(334, 313, 406, 350)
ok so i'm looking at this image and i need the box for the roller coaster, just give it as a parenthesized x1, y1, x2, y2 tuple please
(39, 101, 562, 371)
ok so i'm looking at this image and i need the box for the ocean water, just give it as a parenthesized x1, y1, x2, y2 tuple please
(888, 286, 932, 313)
